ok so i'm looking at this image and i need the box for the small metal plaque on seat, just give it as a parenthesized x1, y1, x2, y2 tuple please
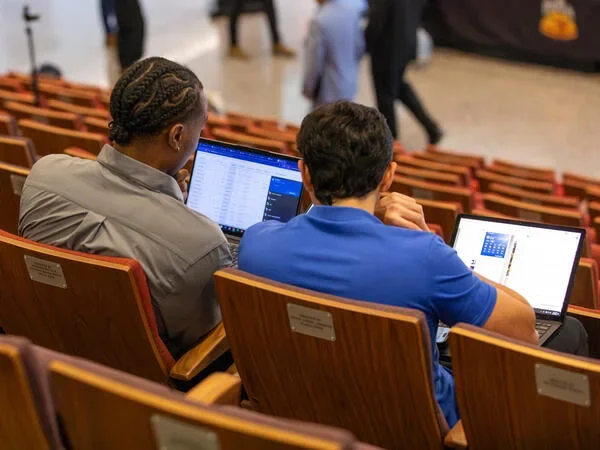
(287, 303, 336, 341)
(10, 174, 26, 196)
(535, 363, 590, 406)
(151, 415, 220, 450)
(24, 255, 67, 289)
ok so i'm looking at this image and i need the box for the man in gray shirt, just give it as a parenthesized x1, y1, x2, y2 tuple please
(19, 57, 232, 358)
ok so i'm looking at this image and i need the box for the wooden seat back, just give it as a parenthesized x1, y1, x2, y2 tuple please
(50, 361, 359, 450)
(0, 77, 24, 92)
(450, 323, 600, 449)
(416, 148, 484, 171)
(395, 165, 462, 186)
(0, 338, 53, 450)
(563, 173, 600, 199)
(476, 169, 554, 194)
(214, 268, 447, 449)
(0, 231, 174, 383)
(245, 124, 297, 145)
(0, 136, 36, 167)
(395, 154, 471, 186)
(0, 112, 19, 136)
(211, 128, 286, 154)
(4, 101, 81, 130)
(0, 88, 37, 105)
(490, 159, 556, 182)
(83, 117, 110, 135)
(0, 163, 29, 234)
(488, 182, 579, 209)
(38, 84, 99, 108)
(390, 175, 474, 213)
(415, 199, 462, 243)
(589, 201, 600, 222)
(47, 99, 111, 119)
(19, 119, 104, 156)
(481, 193, 583, 227)
(570, 258, 599, 309)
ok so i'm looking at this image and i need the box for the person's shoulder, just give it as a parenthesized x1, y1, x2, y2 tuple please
(28, 154, 96, 184)
(244, 219, 287, 240)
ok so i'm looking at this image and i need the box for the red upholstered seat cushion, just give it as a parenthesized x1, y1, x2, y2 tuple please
(0, 230, 176, 370)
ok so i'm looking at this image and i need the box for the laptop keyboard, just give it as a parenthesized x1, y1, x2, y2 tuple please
(535, 320, 552, 339)
(230, 243, 239, 267)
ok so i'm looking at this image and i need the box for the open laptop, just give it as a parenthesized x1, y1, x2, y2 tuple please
(186, 138, 304, 266)
(449, 214, 585, 345)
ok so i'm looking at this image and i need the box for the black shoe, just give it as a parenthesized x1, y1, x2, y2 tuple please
(428, 126, 444, 146)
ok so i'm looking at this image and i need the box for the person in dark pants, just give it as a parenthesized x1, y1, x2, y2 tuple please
(228, 0, 296, 59)
(115, 0, 145, 70)
(366, 0, 442, 144)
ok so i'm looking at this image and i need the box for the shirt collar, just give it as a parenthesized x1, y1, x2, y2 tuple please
(307, 205, 382, 224)
(96, 144, 183, 201)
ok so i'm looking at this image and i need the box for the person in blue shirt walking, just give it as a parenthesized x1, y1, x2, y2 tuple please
(238, 101, 543, 427)
(302, 0, 365, 108)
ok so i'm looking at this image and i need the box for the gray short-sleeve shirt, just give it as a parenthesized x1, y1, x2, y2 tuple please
(18, 145, 232, 358)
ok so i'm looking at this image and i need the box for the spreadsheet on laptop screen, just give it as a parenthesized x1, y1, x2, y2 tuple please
(452, 217, 583, 317)
(187, 141, 303, 235)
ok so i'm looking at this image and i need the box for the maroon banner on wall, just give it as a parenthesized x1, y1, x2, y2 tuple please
(431, 0, 600, 64)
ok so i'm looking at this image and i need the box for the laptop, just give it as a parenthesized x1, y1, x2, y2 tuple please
(186, 138, 304, 266)
(449, 214, 585, 345)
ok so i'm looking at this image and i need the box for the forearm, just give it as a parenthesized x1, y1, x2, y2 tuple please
(476, 274, 531, 307)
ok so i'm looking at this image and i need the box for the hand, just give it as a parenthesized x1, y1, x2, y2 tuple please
(375, 192, 429, 232)
(176, 169, 190, 202)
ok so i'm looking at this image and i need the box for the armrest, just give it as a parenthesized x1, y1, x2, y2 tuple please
(169, 322, 229, 381)
(444, 420, 468, 449)
(185, 372, 241, 405)
(64, 147, 97, 161)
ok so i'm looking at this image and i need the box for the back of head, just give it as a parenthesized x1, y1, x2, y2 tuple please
(296, 101, 393, 205)
(109, 57, 206, 146)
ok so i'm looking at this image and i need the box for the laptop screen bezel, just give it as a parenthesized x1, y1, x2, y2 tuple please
(186, 137, 304, 238)
(449, 213, 586, 321)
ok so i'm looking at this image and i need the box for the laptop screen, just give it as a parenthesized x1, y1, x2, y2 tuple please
(450, 215, 585, 318)
(186, 139, 303, 238)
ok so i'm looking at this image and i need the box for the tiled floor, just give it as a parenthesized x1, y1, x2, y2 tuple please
(1, 0, 599, 176)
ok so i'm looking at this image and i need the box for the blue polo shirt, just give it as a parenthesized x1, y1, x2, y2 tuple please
(239, 206, 496, 427)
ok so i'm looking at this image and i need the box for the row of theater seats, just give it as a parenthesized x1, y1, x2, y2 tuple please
(1, 230, 600, 448)
(3, 72, 600, 447)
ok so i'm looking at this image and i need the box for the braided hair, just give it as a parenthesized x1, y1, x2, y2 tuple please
(108, 57, 205, 145)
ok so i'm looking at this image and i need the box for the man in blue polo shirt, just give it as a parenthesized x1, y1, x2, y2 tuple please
(238, 101, 540, 427)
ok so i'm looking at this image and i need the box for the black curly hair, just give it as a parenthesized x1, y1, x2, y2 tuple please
(296, 101, 393, 206)
(108, 57, 206, 145)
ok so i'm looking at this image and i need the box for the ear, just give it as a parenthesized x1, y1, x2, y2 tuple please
(379, 161, 397, 193)
(299, 160, 319, 205)
(168, 123, 185, 152)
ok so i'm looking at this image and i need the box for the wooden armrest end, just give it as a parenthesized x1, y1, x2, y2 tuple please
(444, 420, 468, 449)
(170, 323, 229, 381)
(185, 372, 241, 405)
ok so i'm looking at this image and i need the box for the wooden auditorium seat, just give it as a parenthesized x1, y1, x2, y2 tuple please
(589, 201, 600, 222)
(446, 323, 600, 449)
(0, 112, 19, 136)
(568, 306, 600, 359)
(0, 88, 37, 105)
(49, 359, 371, 450)
(214, 268, 449, 449)
(4, 101, 81, 130)
(37, 83, 99, 108)
(63, 147, 98, 161)
(570, 258, 599, 310)
(0, 77, 23, 92)
(417, 148, 484, 171)
(99, 90, 111, 110)
(563, 172, 600, 200)
(0, 136, 37, 167)
(488, 182, 579, 209)
(0, 231, 229, 385)
(395, 165, 462, 186)
(208, 114, 253, 132)
(47, 99, 111, 120)
(0, 336, 61, 449)
(395, 154, 471, 186)
(19, 119, 104, 156)
(83, 117, 110, 135)
(245, 124, 296, 146)
(489, 159, 556, 183)
(476, 169, 554, 194)
(481, 193, 583, 227)
(211, 128, 286, 154)
(0, 163, 29, 234)
(415, 199, 462, 244)
(390, 175, 474, 214)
